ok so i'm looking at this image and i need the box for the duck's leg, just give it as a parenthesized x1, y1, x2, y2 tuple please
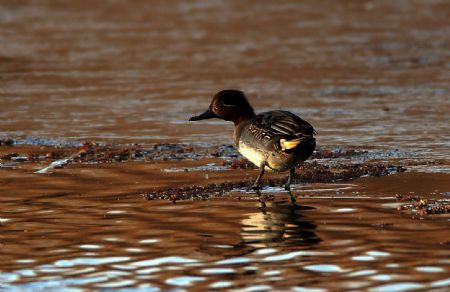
(251, 165, 265, 190)
(287, 189, 297, 204)
(284, 167, 296, 191)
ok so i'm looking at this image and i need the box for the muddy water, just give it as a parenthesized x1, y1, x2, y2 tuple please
(1, 0, 449, 155)
(1, 0, 450, 291)
(1, 175, 449, 291)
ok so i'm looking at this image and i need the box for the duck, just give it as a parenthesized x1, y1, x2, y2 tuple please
(189, 89, 316, 191)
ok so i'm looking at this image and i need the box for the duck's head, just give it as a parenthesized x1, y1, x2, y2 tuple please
(189, 89, 255, 125)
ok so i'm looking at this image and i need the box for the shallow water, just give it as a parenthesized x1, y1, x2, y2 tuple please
(1, 0, 450, 291)
(1, 0, 449, 157)
(1, 178, 449, 291)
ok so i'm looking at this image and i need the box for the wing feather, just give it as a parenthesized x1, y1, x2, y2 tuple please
(270, 124, 292, 135)
(260, 110, 315, 137)
(240, 110, 316, 154)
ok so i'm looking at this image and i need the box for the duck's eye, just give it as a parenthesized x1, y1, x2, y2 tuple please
(219, 97, 229, 105)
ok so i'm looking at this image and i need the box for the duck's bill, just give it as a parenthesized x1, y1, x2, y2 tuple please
(189, 109, 218, 121)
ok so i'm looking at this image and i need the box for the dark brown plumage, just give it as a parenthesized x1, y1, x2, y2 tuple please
(189, 89, 316, 191)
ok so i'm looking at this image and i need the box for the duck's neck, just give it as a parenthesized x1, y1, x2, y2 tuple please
(231, 108, 255, 126)
(232, 114, 253, 126)
(233, 118, 252, 147)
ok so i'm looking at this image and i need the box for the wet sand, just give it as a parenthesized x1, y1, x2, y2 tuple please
(1, 0, 450, 290)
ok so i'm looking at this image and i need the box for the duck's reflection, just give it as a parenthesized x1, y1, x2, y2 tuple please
(240, 195, 321, 248)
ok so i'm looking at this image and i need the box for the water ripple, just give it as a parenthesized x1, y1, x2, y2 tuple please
(54, 257, 130, 267)
(303, 264, 343, 273)
(165, 276, 205, 287)
(131, 256, 197, 267)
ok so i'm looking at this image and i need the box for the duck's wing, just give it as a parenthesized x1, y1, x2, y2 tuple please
(258, 110, 315, 137)
(249, 110, 316, 152)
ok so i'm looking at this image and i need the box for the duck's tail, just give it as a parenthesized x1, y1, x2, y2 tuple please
(279, 135, 314, 151)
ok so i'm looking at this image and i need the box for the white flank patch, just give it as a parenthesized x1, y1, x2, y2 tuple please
(238, 143, 264, 167)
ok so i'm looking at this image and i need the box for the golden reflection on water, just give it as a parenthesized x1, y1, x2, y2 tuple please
(0, 182, 449, 290)
(240, 200, 321, 249)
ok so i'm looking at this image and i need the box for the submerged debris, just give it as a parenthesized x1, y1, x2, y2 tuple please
(221, 158, 256, 169)
(396, 194, 450, 217)
(0, 138, 14, 146)
(142, 162, 405, 201)
(1, 141, 410, 198)
(312, 148, 368, 159)
(0, 142, 412, 172)
(141, 181, 248, 201)
(1, 142, 211, 165)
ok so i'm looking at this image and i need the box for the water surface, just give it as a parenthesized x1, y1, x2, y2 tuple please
(1, 0, 449, 157)
(1, 0, 449, 290)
